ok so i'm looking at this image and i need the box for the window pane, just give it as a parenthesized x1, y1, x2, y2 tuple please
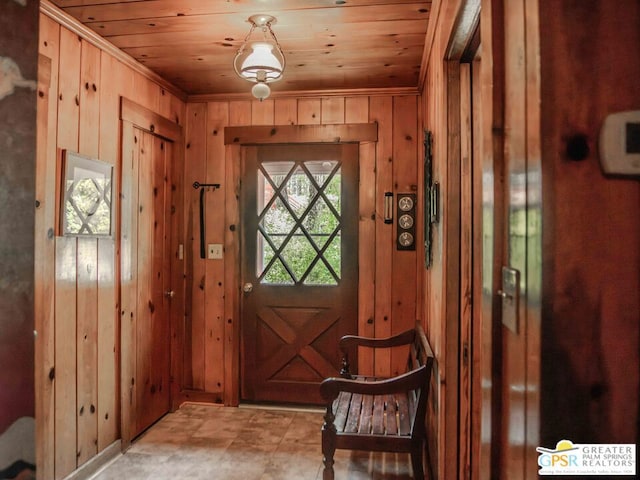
(257, 158, 342, 286)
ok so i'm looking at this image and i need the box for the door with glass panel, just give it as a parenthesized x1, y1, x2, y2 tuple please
(241, 144, 358, 404)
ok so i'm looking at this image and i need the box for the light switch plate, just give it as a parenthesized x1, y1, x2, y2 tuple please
(207, 244, 223, 260)
(501, 266, 520, 334)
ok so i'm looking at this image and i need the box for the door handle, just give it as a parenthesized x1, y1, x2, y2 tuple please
(497, 289, 513, 300)
(164, 290, 175, 298)
(243, 283, 253, 293)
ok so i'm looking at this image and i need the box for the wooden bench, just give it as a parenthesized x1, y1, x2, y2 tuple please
(319, 323, 434, 480)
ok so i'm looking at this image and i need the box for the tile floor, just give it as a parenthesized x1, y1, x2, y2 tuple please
(92, 403, 415, 480)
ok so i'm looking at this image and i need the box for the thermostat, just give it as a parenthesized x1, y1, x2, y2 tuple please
(599, 110, 640, 175)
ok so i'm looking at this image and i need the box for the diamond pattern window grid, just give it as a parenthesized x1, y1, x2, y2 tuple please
(65, 176, 112, 235)
(257, 160, 342, 285)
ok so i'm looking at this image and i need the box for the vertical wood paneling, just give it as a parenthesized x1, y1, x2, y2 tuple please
(54, 237, 77, 479)
(345, 97, 369, 124)
(230, 100, 252, 126)
(501, 0, 527, 475)
(274, 98, 297, 125)
(370, 96, 393, 377)
(57, 28, 81, 150)
(158, 87, 172, 120)
(76, 238, 98, 465)
(321, 97, 345, 124)
(55, 26, 81, 480)
(35, 14, 60, 479)
(76, 39, 101, 465)
(346, 97, 375, 375)
(391, 95, 418, 376)
(539, 0, 639, 470)
(184, 103, 207, 390)
(38, 13, 187, 474)
(523, 1, 541, 473)
(149, 136, 170, 423)
(96, 51, 121, 452)
(96, 238, 116, 448)
(458, 63, 472, 480)
(224, 101, 250, 406)
(170, 92, 185, 127)
(224, 144, 241, 407)
(135, 132, 153, 432)
(119, 122, 139, 448)
(297, 98, 321, 124)
(443, 61, 462, 479)
(133, 71, 160, 113)
(204, 102, 228, 397)
(79, 41, 100, 156)
(169, 116, 186, 408)
(251, 99, 275, 125)
(470, 57, 484, 480)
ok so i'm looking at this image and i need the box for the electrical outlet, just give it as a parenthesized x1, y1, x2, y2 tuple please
(207, 244, 223, 260)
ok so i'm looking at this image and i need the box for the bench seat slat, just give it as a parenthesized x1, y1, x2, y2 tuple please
(358, 392, 374, 434)
(344, 393, 363, 433)
(372, 394, 385, 435)
(397, 393, 411, 436)
(385, 394, 398, 435)
(334, 391, 351, 432)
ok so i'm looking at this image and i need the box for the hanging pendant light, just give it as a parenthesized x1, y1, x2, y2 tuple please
(233, 15, 286, 101)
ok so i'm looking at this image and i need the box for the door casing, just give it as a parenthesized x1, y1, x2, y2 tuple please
(222, 123, 378, 406)
(119, 98, 183, 447)
(239, 143, 359, 404)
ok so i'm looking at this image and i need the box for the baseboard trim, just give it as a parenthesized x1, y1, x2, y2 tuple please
(63, 440, 122, 480)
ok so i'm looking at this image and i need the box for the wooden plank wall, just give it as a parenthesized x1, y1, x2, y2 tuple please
(36, 13, 185, 478)
(419, 0, 466, 478)
(539, 0, 640, 455)
(181, 95, 420, 399)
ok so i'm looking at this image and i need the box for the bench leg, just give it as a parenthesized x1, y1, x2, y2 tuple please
(321, 431, 335, 480)
(321, 409, 336, 480)
(411, 443, 424, 480)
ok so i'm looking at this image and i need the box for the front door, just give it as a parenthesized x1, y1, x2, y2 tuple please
(241, 144, 358, 404)
(134, 129, 172, 434)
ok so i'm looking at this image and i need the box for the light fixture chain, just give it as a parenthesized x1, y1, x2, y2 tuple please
(236, 22, 257, 57)
(267, 23, 286, 70)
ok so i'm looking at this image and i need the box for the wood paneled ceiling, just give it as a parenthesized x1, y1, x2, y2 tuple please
(48, 0, 432, 97)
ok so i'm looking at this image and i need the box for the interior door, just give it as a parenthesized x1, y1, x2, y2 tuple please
(134, 129, 172, 434)
(241, 144, 359, 404)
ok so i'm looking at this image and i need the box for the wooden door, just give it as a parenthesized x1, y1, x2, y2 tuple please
(241, 144, 359, 404)
(134, 129, 172, 434)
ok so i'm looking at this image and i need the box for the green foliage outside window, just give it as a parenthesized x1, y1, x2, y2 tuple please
(260, 167, 342, 286)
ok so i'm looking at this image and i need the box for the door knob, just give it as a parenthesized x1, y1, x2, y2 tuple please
(165, 290, 175, 298)
(243, 283, 253, 293)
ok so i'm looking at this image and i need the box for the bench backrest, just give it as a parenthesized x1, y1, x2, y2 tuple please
(407, 324, 434, 436)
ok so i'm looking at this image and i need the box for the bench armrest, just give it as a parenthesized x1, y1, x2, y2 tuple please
(339, 328, 416, 351)
(320, 365, 428, 403)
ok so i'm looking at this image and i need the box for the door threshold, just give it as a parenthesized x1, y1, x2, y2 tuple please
(238, 402, 324, 414)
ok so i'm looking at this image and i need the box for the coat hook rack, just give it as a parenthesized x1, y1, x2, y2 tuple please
(193, 182, 221, 259)
(193, 182, 221, 190)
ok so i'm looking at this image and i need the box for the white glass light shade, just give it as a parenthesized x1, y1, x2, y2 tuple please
(251, 82, 271, 101)
(240, 42, 283, 81)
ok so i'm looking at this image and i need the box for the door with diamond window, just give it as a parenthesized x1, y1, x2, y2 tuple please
(241, 143, 358, 404)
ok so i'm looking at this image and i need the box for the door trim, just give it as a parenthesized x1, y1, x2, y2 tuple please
(119, 97, 183, 448)
(225, 123, 377, 145)
(438, 2, 482, 477)
(223, 123, 378, 406)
